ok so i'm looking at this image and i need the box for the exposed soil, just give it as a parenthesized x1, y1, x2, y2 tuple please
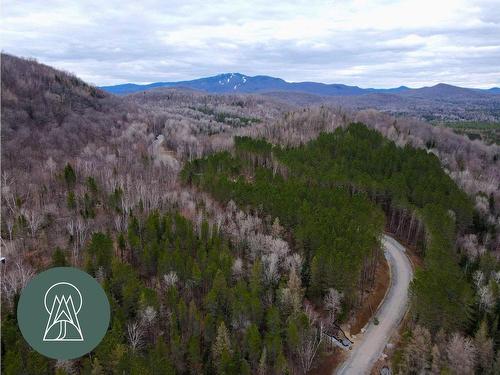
(405, 246, 424, 269)
(385, 230, 424, 269)
(350, 256, 390, 335)
(337, 235, 413, 374)
(313, 255, 390, 374)
(310, 348, 346, 375)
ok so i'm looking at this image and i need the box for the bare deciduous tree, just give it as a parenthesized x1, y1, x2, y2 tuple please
(271, 217, 284, 238)
(75, 217, 88, 259)
(296, 324, 323, 375)
(232, 257, 243, 279)
(324, 288, 343, 327)
(55, 360, 75, 375)
(475, 321, 494, 374)
(447, 333, 477, 375)
(140, 306, 157, 326)
(163, 271, 178, 288)
(262, 253, 279, 284)
(2, 258, 35, 307)
(280, 267, 303, 313)
(478, 284, 496, 312)
(127, 320, 145, 352)
(22, 208, 43, 237)
(5, 216, 15, 241)
(403, 325, 432, 373)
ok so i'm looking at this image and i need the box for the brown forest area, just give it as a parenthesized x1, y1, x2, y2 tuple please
(2, 53, 500, 374)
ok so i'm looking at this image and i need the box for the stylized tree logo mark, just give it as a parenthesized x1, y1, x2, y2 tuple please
(43, 282, 84, 341)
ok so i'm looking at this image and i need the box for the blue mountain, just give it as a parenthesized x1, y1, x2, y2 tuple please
(100, 73, 498, 97)
(101, 73, 411, 96)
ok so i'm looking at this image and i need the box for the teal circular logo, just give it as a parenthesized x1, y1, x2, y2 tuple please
(17, 267, 110, 359)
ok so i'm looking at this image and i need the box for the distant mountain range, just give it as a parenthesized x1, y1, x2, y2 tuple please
(101, 73, 499, 97)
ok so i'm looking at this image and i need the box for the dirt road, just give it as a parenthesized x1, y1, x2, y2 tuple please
(336, 234, 413, 375)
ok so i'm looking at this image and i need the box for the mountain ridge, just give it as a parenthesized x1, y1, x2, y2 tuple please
(101, 73, 499, 97)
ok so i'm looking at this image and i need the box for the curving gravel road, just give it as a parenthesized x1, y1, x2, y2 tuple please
(336, 234, 413, 375)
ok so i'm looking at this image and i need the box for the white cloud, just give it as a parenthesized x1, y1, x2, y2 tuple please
(1, 0, 499, 88)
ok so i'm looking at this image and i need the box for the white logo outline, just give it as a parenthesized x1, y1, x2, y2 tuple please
(43, 282, 84, 342)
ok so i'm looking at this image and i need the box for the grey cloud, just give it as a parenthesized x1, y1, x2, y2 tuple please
(1, 0, 498, 88)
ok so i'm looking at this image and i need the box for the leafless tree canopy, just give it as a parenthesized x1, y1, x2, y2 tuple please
(2, 53, 500, 374)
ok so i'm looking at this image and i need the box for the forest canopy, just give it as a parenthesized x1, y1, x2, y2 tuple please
(3, 54, 496, 374)
(183, 123, 474, 331)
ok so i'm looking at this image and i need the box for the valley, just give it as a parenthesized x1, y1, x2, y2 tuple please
(1, 53, 500, 375)
(103, 75, 500, 123)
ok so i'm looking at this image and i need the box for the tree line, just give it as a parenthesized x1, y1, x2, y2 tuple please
(183, 123, 500, 373)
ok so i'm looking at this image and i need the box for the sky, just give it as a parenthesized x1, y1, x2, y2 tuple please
(2, 0, 500, 88)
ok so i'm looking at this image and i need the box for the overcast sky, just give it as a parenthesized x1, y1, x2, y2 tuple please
(2, 0, 499, 88)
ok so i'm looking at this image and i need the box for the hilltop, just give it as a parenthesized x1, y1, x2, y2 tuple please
(101, 73, 500, 122)
(101, 72, 498, 98)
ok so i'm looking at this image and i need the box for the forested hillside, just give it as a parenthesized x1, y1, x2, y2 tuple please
(183, 123, 500, 373)
(1, 54, 132, 169)
(2, 54, 500, 374)
(183, 130, 385, 306)
(4, 210, 316, 374)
